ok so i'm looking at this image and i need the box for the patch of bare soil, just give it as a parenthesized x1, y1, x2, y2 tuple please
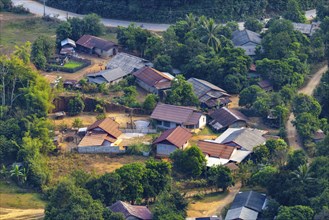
(0, 208, 44, 220)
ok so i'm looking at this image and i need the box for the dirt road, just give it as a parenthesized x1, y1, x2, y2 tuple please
(0, 208, 44, 220)
(286, 65, 328, 150)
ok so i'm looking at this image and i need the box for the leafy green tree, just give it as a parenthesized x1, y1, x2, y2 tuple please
(251, 166, 278, 187)
(311, 188, 329, 214)
(154, 54, 172, 73)
(293, 94, 322, 117)
(83, 13, 104, 36)
(68, 96, 85, 116)
(238, 85, 264, 108)
(170, 145, 206, 177)
(165, 75, 199, 106)
(152, 190, 188, 220)
(145, 36, 164, 60)
(291, 164, 314, 185)
(315, 71, 329, 120)
(45, 180, 106, 220)
(10, 164, 24, 183)
(293, 112, 320, 139)
(251, 144, 270, 164)
(116, 163, 145, 204)
(317, 1, 329, 20)
(244, 18, 264, 33)
(223, 75, 242, 94)
(143, 160, 172, 202)
(286, 150, 307, 170)
(316, 135, 329, 157)
(207, 165, 234, 191)
(56, 21, 72, 47)
(13, 42, 31, 64)
(284, 0, 306, 23)
(276, 205, 314, 220)
(143, 94, 158, 111)
(86, 172, 121, 206)
(68, 17, 85, 41)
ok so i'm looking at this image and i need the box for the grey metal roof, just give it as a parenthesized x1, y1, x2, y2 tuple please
(225, 207, 258, 220)
(292, 22, 312, 35)
(106, 52, 153, 75)
(209, 107, 248, 130)
(230, 191, 267, 212)
(61, 38, 76, 47)
(220, 128, 266, 151)
(236, 45, 257, 56)
(87, 67, 126, 84)
(232, 30, 261, 46)
(188, 78, 230, 105)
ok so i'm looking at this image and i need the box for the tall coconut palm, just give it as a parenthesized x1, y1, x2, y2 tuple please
(185, 13, 197, 30)
(291, 164, 314, 184)
(201, 18, 222, 52)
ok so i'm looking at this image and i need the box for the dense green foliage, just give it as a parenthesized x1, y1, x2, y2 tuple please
(68, 96, 85, 116)
(31, 36, 55, 70)
(46, 0, 316, 23)
(170, 145, 206, 178)
(314, 71, 329, 120)
(207, 165, 234, 191)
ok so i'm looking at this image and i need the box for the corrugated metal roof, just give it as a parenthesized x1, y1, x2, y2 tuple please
(76, 35, 117, 51)
(109, 201, 153, 220)
(133, 66, 172, 88)
(230, 191, 267, 212)
(198, 140, 235, 159)
(209, 107, 248, 129)
(78, 133, 107, 147)
(216, 128, 267, 151)
(61, 38, 76, 47)
(107, 52, 153, 75)
(151, 103, 201, 125)
(153, 126, 192, 148)
(87, 67, 127, 84)
(88, 118, 122, 138)
(232, 30, 261, 46)
(225, 206, 258, 220)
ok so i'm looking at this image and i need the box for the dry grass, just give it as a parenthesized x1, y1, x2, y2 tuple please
(47, 154, 148, 184)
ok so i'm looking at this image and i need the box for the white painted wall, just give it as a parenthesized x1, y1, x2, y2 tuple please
(198, 115, 207, 129)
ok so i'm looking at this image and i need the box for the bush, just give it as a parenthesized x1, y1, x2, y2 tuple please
(68, 96, 85, 116)
(72, 118, 83, 128)
(126, 143, 147, 155)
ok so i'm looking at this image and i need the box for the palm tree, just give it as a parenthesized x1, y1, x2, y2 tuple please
(185, 13, 197, 30)
(291, 164, 314, 184)
(10, 164, 23, 183)
(201, 18, 221, 52)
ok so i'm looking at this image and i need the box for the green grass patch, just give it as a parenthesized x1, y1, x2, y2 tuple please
(197, 126, 220, 136)
(0, 181, 45, 209)
(0, 12, 60, 55)
(62, 60, 84, 69)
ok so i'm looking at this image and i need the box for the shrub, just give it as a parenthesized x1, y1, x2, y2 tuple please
(72, 118, 83, 128)
(68, 96, 85, 116)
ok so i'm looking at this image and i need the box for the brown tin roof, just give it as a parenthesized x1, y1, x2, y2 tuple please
(76, 35, 117, 51)
(133, 66, 172, 89)
(209, 107, 248, 129)
(153, 126, 192, 148)
(109, 201, 153, 220)
(88, 118, 122, 138)
(151, 103, 201, 125)
(198, 140, 235, 159)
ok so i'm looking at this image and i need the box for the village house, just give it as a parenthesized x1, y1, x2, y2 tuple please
(197, 140, 250, 167)
(60, 38, 76, 56)
(153, 126, 192, 157)
(77, 118, 124, 153)
(208, 107, 249, 131)
(232, 29, 262, 56)
(109, 201, 153, 220)
(133, 66, 174, 95)
(257, 79, 273, 92)
(150, 103, 207, 130)
(187, 78, 231, 108)
(292, 22, 321, 36)
(106, 52, 153, 75)
(87, 67, 126, 85)
(76, 35, 118, 58)
(214, 128, 267, 152)
(225, 191, 267, 220)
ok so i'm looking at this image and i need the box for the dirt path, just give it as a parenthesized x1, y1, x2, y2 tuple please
(286, 65, 328, 150)
(0, 208, 44, 220)
(187, 182, 241, 217)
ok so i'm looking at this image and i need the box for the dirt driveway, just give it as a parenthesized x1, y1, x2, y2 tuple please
(0, 208, 44, 220)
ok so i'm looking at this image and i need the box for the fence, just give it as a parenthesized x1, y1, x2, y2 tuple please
(47, 57, 91, 73)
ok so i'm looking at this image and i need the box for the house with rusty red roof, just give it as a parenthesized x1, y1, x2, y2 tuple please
(76, 35, 118, 58)
(77, 118, 124, 153)
(150, 103, 206, 130)
(133, 66, 174, 95)
(109, 201, 152, 220)
(153, 126, 192, 157)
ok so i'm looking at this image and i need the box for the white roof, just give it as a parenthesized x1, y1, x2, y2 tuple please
(78, 127, 88, 133)
(206, 156, 230, 167)
(230, 150, 251, 163)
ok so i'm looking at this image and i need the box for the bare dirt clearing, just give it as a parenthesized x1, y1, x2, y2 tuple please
(0, 208, 44, 220)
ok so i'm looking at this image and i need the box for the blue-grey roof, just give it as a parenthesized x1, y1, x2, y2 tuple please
(220, 128, 266, 151)
(106, 52, 153, 75)
(232, 30, 261, 46)
(225, 207, 258, 220)
(61, 38, 76, 47)
(187, 78, 230, 104)
(87, 67, 126, 84)
(230, 191, 266, 212)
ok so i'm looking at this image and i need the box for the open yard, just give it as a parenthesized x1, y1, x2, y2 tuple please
(47, 154, 149, 184)
(0, 181, 45, 210)
(0, 12, 59, 55)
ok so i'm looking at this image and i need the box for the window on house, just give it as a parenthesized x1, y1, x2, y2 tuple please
(163, 121, 170, 127)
